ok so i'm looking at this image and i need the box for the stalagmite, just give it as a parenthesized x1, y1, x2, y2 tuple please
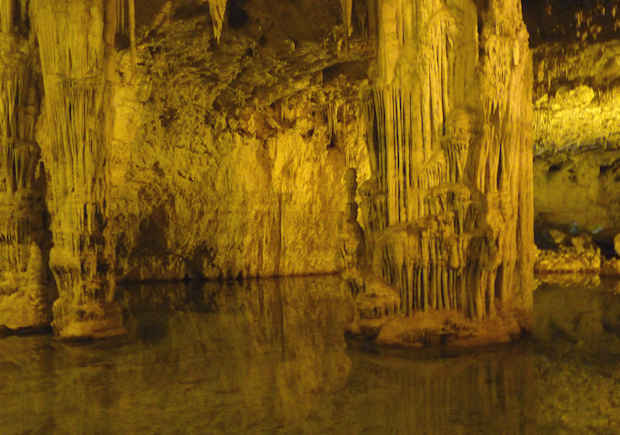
(208, 0, 228, 43)
(360, 0, 534, 327)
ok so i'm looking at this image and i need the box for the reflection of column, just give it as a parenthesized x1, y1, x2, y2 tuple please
(0, 1, 50, 330)
(31, 0, 123, 338)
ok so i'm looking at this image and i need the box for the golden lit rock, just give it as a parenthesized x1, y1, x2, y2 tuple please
(0, 0, 50, 331)
(31, 0, 124, 338)
(0, 0, 617, 341)
(348, 0, 534, 345)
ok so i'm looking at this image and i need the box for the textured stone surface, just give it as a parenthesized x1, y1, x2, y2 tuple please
(533, 42, 620, 155)
(535, 246, 601, 274)
(31, 0, 125, 338)
(107, 7, 371, 281)
(1, 0, 538, 338)
(0, 1, 52, 331)
(360, 0, 534, 325)
(528, 1, 620, 256)
(0, 0, 374, 335)
(534, 149, 620, 248)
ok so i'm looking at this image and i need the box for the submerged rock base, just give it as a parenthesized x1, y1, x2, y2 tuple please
(345, 275, 530, 348)
(375, 309, 529, 348)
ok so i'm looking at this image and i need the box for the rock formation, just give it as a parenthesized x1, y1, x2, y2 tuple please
(0, 0, 50, 330)
(0, 0, 560, 340)
(207, 0, 228, 43)
(360, 0, 534, 327)
(31, 0, 125, 338)
(528, 0, 620, 256)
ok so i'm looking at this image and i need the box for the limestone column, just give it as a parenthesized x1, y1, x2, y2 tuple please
(0, 0, 51, 330)
(31, 0, 124, 338)
(474, 0, 534, 315)
(365, 0, 533, 320)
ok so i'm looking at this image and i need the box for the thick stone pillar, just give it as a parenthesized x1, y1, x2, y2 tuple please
(31, 0, 124, 338)
(364, 0, 533, 321)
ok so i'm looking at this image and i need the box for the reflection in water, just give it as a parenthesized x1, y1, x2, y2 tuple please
(0, 276, 619, 434)
(534, 279, 620, 355)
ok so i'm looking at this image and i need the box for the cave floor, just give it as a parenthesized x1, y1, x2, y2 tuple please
(1, 276, 619, 434)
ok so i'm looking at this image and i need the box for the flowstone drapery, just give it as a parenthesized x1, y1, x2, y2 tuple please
(359, 0, 534, 329)
(0, 0, 50, 331)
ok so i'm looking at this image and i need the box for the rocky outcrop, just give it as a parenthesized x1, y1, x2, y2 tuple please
(534, 150, 620, 244)
(106, 4, 371, 281)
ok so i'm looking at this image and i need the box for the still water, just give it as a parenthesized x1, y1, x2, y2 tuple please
(1, 276, 619, 434)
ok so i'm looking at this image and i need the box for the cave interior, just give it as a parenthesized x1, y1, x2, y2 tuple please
(0, 0, 618, 343)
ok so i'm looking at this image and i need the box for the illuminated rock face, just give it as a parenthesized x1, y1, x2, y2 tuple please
(534, 150, 620, 248)
(105, 2, 371, 282)
(0, 1, 51, 330)
(362, 0, 534, 321)
(31, 0, 124, 338)
(527, 1, 620, 253)
(1, 0, 535, 339)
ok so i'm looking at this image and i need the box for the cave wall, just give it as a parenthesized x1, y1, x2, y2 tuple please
(106, 1, 371, 281)
(0, 0, 373, 335)
(0, 0, 51, 330)
(526, 0, 620, 246)
(534, 150, 620, 249)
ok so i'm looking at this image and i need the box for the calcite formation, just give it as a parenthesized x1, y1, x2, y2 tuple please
(0, 0, 538, 339)
(106, 3, 371, 283)
(534, 150, 620, 246)
(0, 0, 50, 330)
(207, 0, 228, 43)
(31, 0, 126, 338)
(358, 0, 534, 327)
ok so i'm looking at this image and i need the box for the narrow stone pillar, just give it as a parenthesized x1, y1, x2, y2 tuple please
(0, 0, 51, 331)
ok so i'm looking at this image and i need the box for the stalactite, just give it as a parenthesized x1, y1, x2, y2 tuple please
(0, 0, 14, 33)
(105, 0, 136, 68)
(128, 0, 136, 68)
(115, 0, 126, 35)
(208, 0, 228, 44)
